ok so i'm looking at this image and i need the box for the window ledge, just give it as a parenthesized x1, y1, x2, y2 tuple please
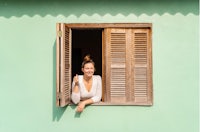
(69, 101, 153, 106)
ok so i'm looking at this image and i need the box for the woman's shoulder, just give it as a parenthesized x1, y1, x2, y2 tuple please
(93, 75, 102, 80)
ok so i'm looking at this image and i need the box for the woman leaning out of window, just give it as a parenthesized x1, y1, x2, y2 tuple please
(71, 54, 102, 113)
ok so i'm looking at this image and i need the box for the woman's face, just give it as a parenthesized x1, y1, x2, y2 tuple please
(82, 63, 95, 77)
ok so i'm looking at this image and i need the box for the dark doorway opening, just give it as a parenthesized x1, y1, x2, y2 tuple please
(72, 29, 102, 79)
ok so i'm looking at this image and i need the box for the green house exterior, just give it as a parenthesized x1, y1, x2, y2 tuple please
(0, 0, 199, 132)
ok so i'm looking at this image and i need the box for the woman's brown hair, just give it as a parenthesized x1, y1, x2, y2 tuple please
(81, 54, 95, 68)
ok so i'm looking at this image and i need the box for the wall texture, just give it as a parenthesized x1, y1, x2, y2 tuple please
(0, 0, 199, 132)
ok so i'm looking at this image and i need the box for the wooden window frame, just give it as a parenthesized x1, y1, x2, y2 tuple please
(56, 23, 153, 107)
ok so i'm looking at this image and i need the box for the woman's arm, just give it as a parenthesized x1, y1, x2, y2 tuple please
(71, 74, 81, 104)
(76, 98, 94, 112)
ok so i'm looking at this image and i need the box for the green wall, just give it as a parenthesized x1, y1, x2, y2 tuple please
(0, 0, 199, 132)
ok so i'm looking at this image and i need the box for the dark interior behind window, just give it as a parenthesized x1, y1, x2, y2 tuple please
(72, 29, 102, 78)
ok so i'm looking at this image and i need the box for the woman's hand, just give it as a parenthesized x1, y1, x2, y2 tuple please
(73, 74, 79, 85)
(72, 74, 79, 93)
(75, 99, 93, 113)
(76, 101, 86, 113)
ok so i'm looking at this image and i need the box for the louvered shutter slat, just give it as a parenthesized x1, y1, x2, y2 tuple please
(64, 28, 71, 103)
(105, 29, 127, 103)
(110, 31, 126, 101)
(133, 30, 151, 103)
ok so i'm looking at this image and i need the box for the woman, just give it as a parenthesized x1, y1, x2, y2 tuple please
(71, 55, 102, 112)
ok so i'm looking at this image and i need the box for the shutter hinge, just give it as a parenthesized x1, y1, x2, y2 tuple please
(57, 31, 62, 37)
(57, 92, 62, 100)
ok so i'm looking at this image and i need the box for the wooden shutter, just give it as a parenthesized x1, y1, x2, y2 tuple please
(104, 28, 152, 105)
(132, 29, 152, 105)
(56, 23, 72, 107)
(104, 28, 131, 103)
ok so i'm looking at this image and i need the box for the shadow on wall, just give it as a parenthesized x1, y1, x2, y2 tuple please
(53, 41, 78, 121)
(52, 41, 83, 121)
(53, 40, 82, 121)
(52, 41, 65, 121)
(0, 0, 198, 18)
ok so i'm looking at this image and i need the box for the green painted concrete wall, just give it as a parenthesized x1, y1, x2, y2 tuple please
(0, 0, 199, 132)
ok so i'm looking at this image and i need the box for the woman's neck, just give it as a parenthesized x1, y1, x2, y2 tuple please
(83, 75, 92, 82)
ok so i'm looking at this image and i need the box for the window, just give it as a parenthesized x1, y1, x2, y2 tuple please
(56, 23, 153, 107)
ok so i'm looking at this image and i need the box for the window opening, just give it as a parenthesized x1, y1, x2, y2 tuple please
(72, 29, 102, 79)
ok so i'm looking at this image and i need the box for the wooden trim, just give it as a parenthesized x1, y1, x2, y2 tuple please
(69, 102, 153, 106)
(125, 29, 132, 102)
(104, 28, 111, 102)
(56, 23, 61, 107)
(65, 23, 152, 29)
(93, 101, 153, 106)
(102, 30, 106, 102)
(148, 28, 153, 105)
(60, 23, 66, 107)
